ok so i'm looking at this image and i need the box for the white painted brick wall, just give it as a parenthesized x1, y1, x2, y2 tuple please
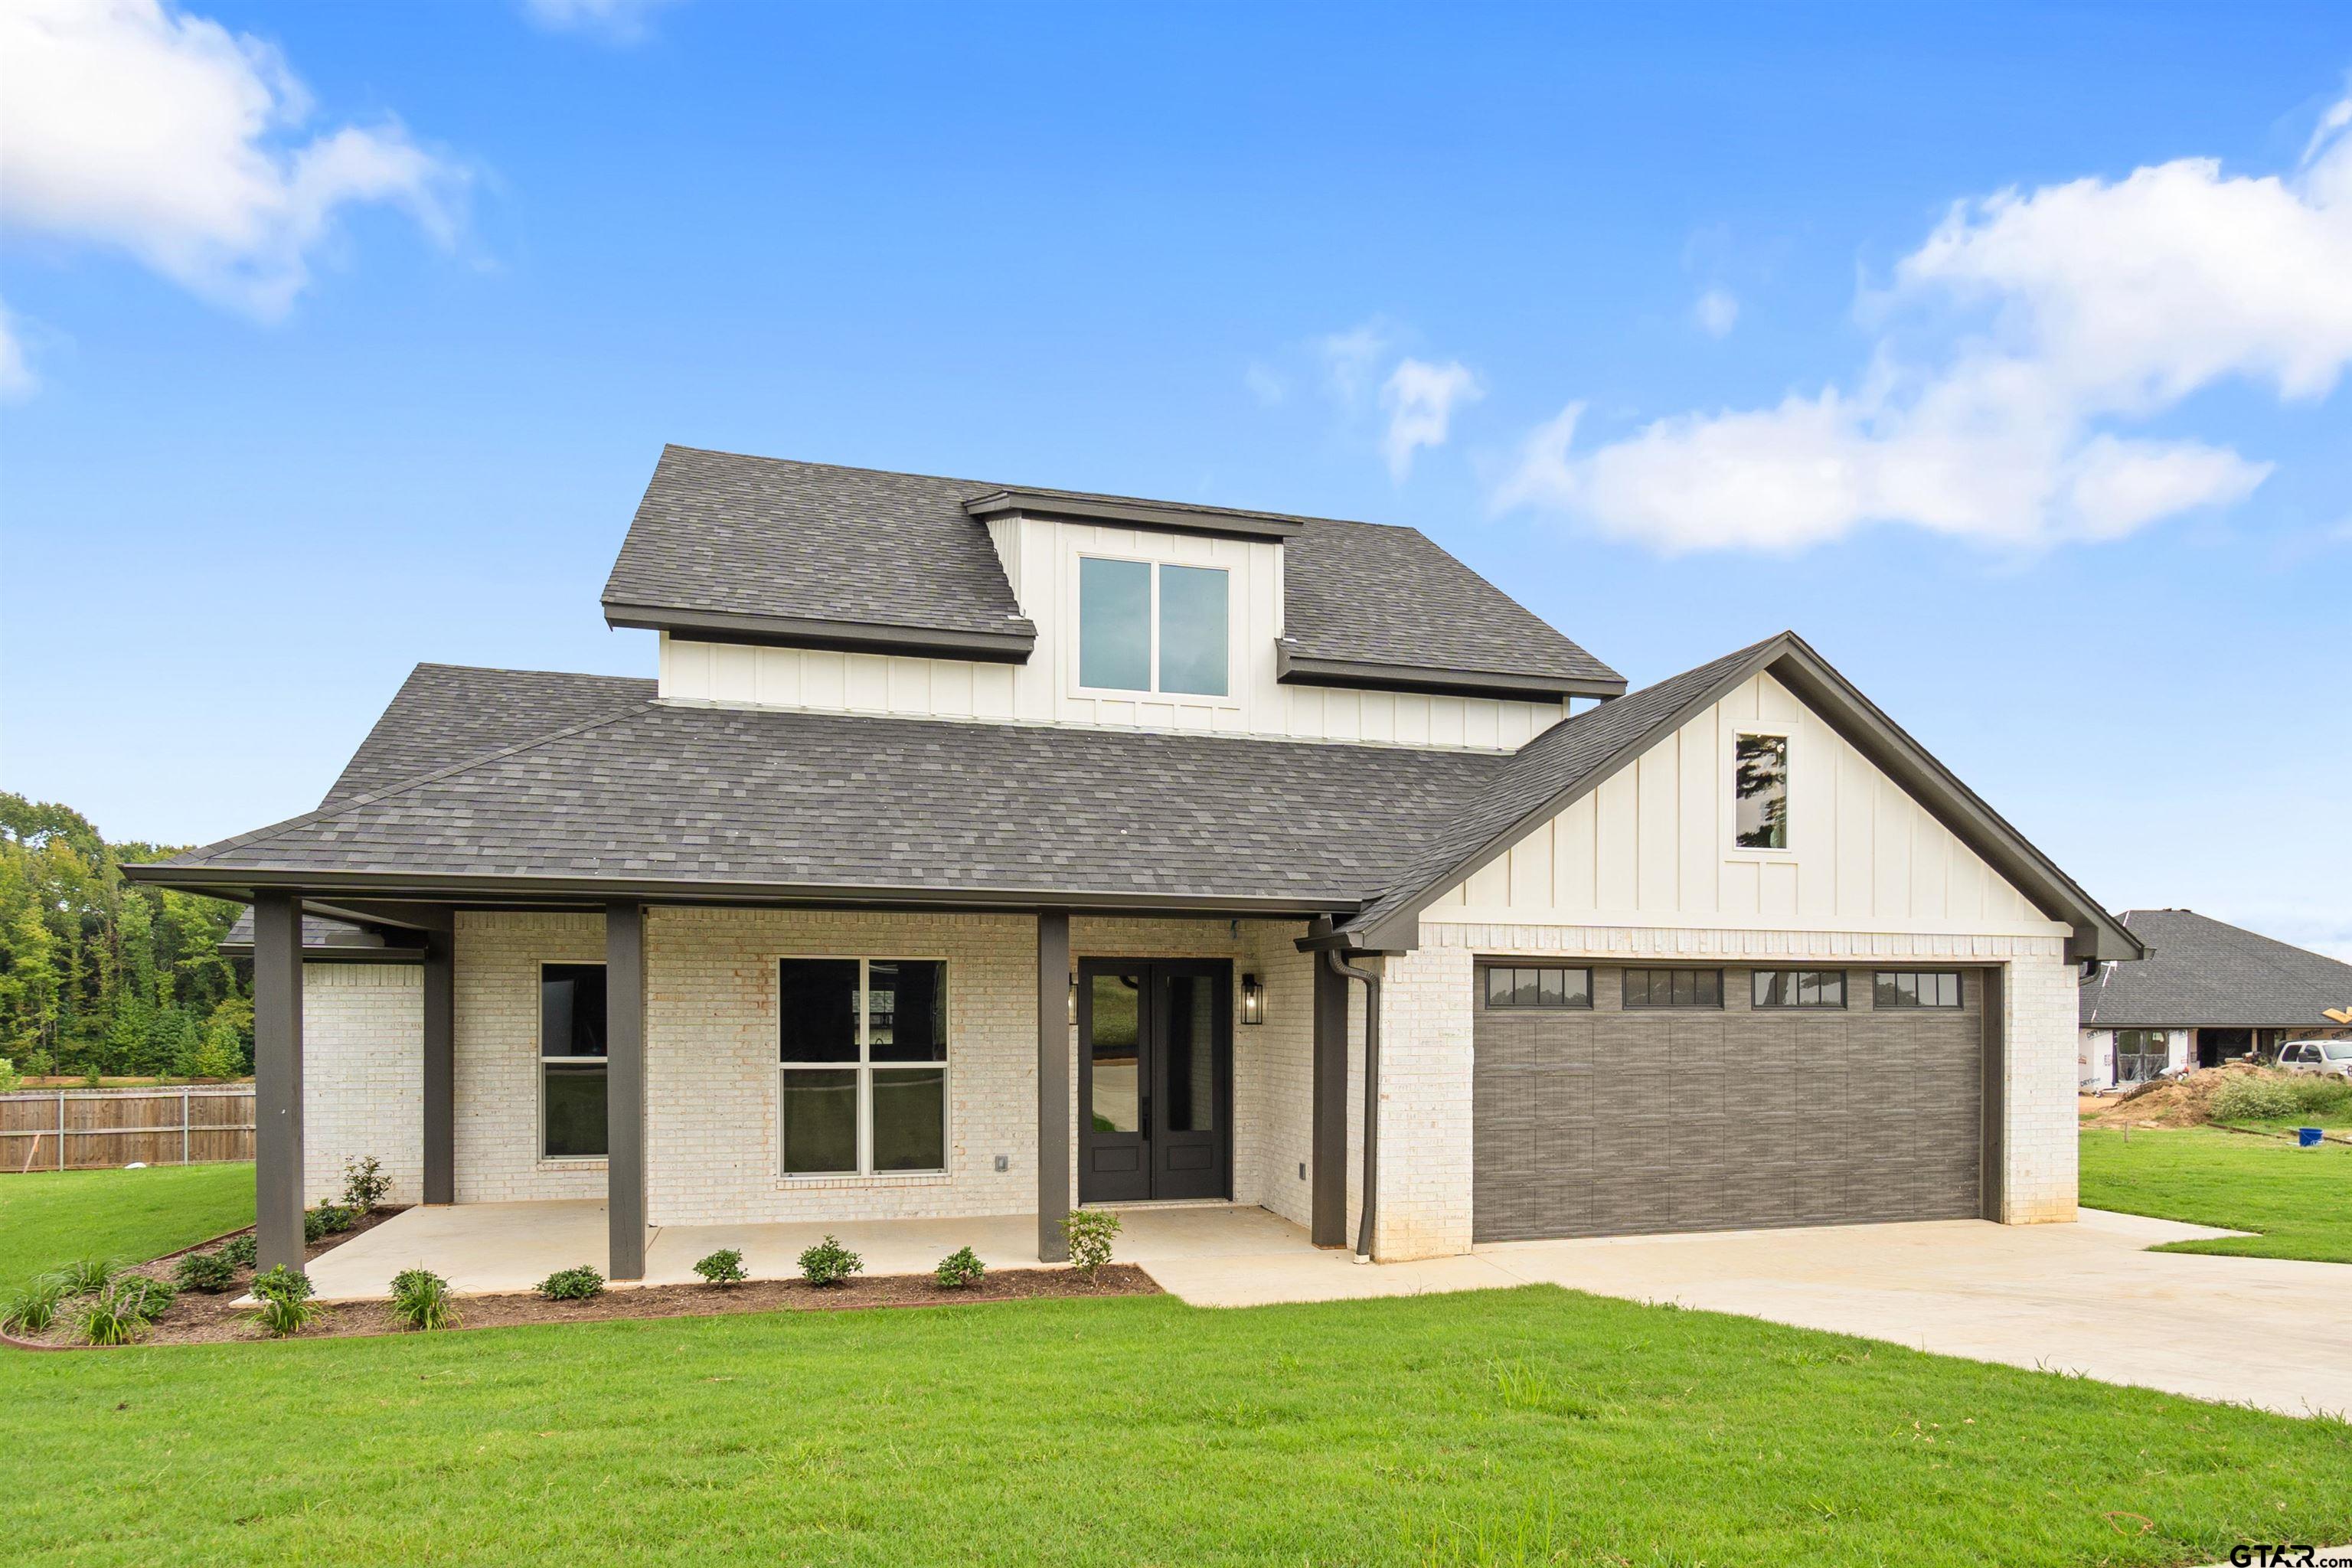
(301, 963, 423, 1206)
(2002, 947, 2078, 1223)
(455, 911, 610, 1204)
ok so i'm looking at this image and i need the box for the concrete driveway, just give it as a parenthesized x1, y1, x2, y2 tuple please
(1145, 1210, 2352, 1418)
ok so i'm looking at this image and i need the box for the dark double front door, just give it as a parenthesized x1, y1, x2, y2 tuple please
(1077, 960, 1232, 1203)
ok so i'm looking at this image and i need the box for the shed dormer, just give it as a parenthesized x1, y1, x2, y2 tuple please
(604, 445, 1624, 750)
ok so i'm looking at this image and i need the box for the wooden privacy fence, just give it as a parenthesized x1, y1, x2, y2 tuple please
(0, 1086, 255, 1172)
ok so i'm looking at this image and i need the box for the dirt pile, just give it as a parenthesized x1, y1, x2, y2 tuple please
(2082, 1061, 2272, 1128)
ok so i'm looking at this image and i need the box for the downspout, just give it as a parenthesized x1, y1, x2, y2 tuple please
(1323, 948, 1381, 1263)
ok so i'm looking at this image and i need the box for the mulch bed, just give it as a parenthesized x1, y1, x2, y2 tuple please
(7, 1216, 1157, 1349)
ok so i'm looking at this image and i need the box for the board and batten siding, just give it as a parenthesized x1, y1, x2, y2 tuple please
(656, 511, 1563, 751)
(1426, 671, 2068, 939)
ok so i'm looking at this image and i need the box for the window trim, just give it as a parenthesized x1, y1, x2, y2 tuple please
(774, 955, 952, 1181)
(1872, 969, 1964, 1010)
(1619, 967, 1725, 1010)
(1750, 969, 1848, 1010)
(1726, 725, 1794, 859)
(1071, 550, 1235, 701)
(1478, 963, 1596, 1011)
(536, 959, 609, 1166)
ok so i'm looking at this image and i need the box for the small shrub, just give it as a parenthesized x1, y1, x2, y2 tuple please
(77, 1282, 155, 1346)
(2291, 1074, 2352, 1117)
(537, 1266, 605, 1302)
(305, 1204, 359, 1243)
(54, 1257, 118, 1296)
(218, 1233, 258, 1269)
(796, 1235, 862, 1288)
(1062, 1209, 1120, 1275)
(2211, 1074, 2303, 1125)
(122, 1276, 177, 1322)
(250, 1265, 321, 1338)
(0, 1057, 20, 1095)
(388, 1269, 459, 1331)
(692, 1248, 747, 1287)
(341, 1155, 391, 1214)
(174, 1250, 238, 1295)
(934, 1246, 986, 1289)
(0, 1275, 68, 1334)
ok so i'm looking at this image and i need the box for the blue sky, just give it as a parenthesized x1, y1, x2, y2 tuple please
(2, 2, 2347, 954)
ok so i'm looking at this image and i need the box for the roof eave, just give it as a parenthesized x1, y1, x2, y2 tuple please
(962, 490, 1305, 541)
(1276, 645, 1624, 703)
(122, 862, 1362, 923)
(603, 602, 1036, 663)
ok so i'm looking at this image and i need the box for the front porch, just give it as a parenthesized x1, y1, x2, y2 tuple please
(246, 895, 1374, 1281)
(302, 1199, 1331, 1302)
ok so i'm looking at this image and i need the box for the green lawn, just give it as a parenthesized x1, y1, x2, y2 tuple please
(0, 1163, 251, 1282)
(2, 1285, 2347, 1566)
(2081, 1127, 2352, 1263)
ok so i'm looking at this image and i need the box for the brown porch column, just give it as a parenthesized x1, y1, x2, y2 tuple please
(606, 901, 648, 1280)
(420, 921, 456, 1205)
(1310, 954, 1348, 1247)
(1037, 910, 1070, 1263)
(251, 891, 307, 1272)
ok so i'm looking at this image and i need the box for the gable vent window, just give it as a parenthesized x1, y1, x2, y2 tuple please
(1752, 969, 1846, 1009)
(1873, 970, 1962, 1009)
(1482, 965, 1593, 1009)
(1622, 968, 1723, 1008)
(1734, 732, 1790, 850)
(1078, 556, 1229, 697)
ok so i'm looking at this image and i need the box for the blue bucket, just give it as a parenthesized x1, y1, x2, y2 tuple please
(2298, 1126, 2324, 1148)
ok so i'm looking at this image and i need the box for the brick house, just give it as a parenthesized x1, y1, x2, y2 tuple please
(136, 446, 2142, 1279)
(2077, 907, 2352, 1088)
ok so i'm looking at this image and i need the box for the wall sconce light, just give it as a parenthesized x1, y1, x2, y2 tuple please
(1067, 976, 1077, 1027)
(1240, 972, 1265, 1025)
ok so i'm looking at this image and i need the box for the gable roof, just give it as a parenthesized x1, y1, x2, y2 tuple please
(139, 666, 1505, 914)
(599, 446, 1623, 696)
(1325, 631, 2144, 962)
(2079, 910, 2352, 1029)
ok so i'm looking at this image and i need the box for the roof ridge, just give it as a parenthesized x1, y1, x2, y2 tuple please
(658, 443, 1416, 534)
(171, 699, 662, 869)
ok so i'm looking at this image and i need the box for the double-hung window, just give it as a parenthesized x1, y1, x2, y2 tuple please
(1077, 555, 1230, 697)
(1733, 732, 1789, 850)
(539, 963, 608, 1158)
(778, 959, 949, 1176)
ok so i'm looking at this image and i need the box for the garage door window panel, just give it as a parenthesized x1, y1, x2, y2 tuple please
(1753, 969, 1847, 1009)
(1874, 970, 1962, 1008)
(1622, 968, 1723, 1008)
(1481, 965, 1592, 1009)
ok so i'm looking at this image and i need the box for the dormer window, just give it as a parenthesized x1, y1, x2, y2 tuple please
(1078, 556, 1230, 697)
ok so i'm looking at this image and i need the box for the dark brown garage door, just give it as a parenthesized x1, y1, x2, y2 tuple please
(1472, 963, 1987, 1243)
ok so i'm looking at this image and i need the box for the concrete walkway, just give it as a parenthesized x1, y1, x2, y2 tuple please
(304, 1202, 2350, 1418)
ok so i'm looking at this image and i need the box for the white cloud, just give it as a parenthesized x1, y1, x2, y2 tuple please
(521, 0, 681, 43)
(0, 302, 35, 401)
(1693, 286, 1739, 338)
(0, 0, 466, 321)
(1243, 361, 1287, 407)
(1501, 93, 2352, 552)
(1380, 358, 1483, 482)
(1316, 319, 1393, 407)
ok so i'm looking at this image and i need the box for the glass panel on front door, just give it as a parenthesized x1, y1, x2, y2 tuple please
(1077, 961, 1230, 1204)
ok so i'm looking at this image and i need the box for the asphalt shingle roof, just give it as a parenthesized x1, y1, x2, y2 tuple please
(165, 671, 1506, 906)
(600, 446, 1620, 688)
(2079, 910, 2352, 1029)
(327, 665, 655, 807)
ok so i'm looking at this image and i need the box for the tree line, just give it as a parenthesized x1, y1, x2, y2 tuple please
(0, 793, 252, 1083)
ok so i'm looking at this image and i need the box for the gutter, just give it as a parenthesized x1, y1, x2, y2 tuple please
(1323, 948, 1382, 1263)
